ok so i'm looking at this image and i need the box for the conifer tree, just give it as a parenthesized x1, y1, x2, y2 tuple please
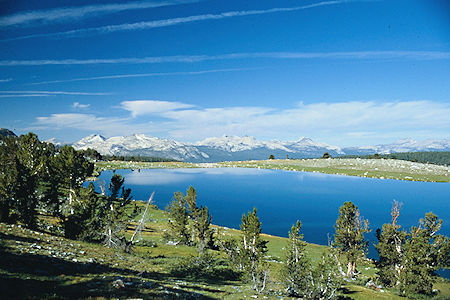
(0, 135, 19, 223)
(55, 145, 93, 214)
(38, 142, 65, 217)
(376, 205, 449, 296)
(240, 207, 269, 292)
(0, 133, 44, 227)
(334, 201, 370, 277)
(282, 220, 310, 297)
(64, 183, 104, 241)
(103, 174, 132, 247)
(375, 201, 406, 287)
(166, 186, 213, 250)
(282, 220, 341, 299)
(308, 251, 341, 299)
(399, 213, 448, 295)
(185, 186, 213, 252)
(166, 191, 189, 245)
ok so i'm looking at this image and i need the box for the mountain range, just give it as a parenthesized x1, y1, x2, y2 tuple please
(69, 133, 450, 162)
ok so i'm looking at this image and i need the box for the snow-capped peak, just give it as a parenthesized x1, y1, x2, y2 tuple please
(71, 133, 449, 162)
(196, 135, 274, 152)
(44, 137, 66, 146)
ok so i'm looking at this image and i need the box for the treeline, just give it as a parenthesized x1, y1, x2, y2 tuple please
(164, 188, 449, 298)
(102, 154, 180, 163)
(338, 151, 450, 166)
(80, 147, 179, 163)
(0, 133, 140, 250)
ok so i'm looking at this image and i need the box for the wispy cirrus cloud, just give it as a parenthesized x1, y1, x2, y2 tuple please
(0, 0, 198, 28)
(0, 78, 12, 82)
(1, 51, 449, 67)
(34, 100, 450, 145)
(30, 67, 256, 85)
(0, 94, 49, 98)
(3, 1, 349, 41)
(0, 90, 111, 96)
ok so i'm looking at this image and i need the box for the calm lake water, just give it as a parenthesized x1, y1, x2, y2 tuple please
(94, 168, 449, 253)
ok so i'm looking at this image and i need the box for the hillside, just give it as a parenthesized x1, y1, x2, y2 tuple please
(1, 203, 448, 299)
(338, 151, 450, 166)
(0, 128, 17, 138)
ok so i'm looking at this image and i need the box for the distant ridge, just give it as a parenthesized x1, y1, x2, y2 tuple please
(70, 133, 450, 163)
(0, 128, 17, 138)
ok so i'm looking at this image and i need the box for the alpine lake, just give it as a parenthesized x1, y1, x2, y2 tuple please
(94, 167, 449, 254)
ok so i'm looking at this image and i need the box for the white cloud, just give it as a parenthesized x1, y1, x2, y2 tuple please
(1, 51, 448, 67)
(35, 113, 150, 136)
(121, 100, 194, 117)
(34, 100, 450, 145)
(0, 0, 198, 27)
(0, 78, 12, 82)
(72, 102, 90, 109)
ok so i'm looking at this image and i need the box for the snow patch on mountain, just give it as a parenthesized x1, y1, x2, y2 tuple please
(354, 139, 450, 154)
(71, 133, 450, 162)
(72, 134, 209, 161)
(44, 138, 66, 146)
(196, 135, 291, 152)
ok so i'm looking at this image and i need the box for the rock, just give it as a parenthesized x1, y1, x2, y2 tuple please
(112, 279, 125, 289)
(366, 280, 383, 291)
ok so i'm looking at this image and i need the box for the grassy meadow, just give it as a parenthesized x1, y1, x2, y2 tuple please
(95, 157, 450, 182)
(1, 201, 448, 299)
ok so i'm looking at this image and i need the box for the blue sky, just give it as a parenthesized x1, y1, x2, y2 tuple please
(0, 0, 449, 146)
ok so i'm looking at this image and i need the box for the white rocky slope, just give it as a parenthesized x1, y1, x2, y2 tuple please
(281, 137, 345, 154)
(72, 134, 209, 161)
(71, 134, 450, 162)
(195, 135, 343, 153)
(44, 137, 66, 146)
(372, 139, 450, 154)
(345, 139, 450, 155)
(196, 135, 291, 152)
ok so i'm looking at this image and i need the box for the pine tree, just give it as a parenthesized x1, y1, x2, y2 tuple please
(309, 251, 342, 299)
(103, 174, 133, 248)
(375, 201, 407, 287)
(192, 206, 213, 253)
(0, 135, 19, 223)
(185, 186, 213, 252)
(240, 207, 269, 292)
(0, 133, 45, 228)
(55, 145, 93, 214)
(334, 201, 370, 277)
(166, 186, 213, 250)
(282, 220, 310, 297)
(38, 142, 65, 217)
(282, 220, 341, 299)
(166, 191, 189, 245)
(399, 213, 448, 296)
(376, 205, 449, 296)
(64, 183, 104, 241)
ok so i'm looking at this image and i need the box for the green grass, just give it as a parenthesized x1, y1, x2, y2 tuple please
(218, 159, 450, 182)
(2, 201, 448, 299)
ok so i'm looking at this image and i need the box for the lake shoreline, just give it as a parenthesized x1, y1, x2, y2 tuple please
(94, 158, 450, 183)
